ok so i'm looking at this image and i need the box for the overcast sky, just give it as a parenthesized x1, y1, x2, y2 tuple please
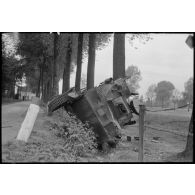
(66, 33, 194, 97)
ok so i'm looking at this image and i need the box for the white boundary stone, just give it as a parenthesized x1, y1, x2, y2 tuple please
(16, 103, 40, 142)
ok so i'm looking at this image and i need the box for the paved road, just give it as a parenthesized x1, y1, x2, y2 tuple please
(1, 101, 31, 144)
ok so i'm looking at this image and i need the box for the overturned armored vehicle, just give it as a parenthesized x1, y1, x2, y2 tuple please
(47, 77, 139, 147)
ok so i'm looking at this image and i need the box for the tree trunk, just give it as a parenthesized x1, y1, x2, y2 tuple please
(161, 98, 164, 108)
(181, 36, 194, 160)
(42, 82, 46, 103)
(183, 109, 193, 158)
(62, 36, 72, 93)
(36, 82, 40, 97)
(87, 33, 96, 90)
(46, 80, 52, 101)
(36, 67, 41, 98)
(113, 33, 125, 80)
(42, 70, 49, 103)
(75, 33, 84, 92)
(52, 33, 59, 96)
(40, 64, 44, 99)
(10, 81, 15, 99)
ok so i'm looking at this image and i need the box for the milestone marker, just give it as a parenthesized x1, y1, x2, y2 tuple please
(16, 97, 41, 142)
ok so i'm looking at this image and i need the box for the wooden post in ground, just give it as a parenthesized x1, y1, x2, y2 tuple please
(188, 102, 190, 112)
(138, 104, 145, 162)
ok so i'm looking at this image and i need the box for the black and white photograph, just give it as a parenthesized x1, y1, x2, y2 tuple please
(1, 32, 194, 163)
(1, 1, 195, 195)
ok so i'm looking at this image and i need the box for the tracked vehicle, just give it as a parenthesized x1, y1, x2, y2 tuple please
(47, 77, 139, 147)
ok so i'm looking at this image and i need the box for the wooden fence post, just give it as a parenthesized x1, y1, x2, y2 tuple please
(138, 104, 145, 162)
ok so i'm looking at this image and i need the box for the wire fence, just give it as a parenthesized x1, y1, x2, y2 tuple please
(144, 125, 192, 137)
(131, 104, 191, 137)
(136, 104, 193, 162)
(143, 104, 192, 137)
(132, 122, 191, 137)
(145, 104, 189, 112)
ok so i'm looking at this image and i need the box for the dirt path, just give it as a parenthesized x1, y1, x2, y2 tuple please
(1, 101, 31, 144)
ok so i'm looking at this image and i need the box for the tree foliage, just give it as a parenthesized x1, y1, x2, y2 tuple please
(82, 33, 112, 57)
(155, 81, 175, 107)
(81, 73, 87, 89)
(139, 95, 144, 103)
(125, 65, 142, 92)
(95, 33, 112, 50)
(17, 33, 51, 97)
(183, 77, 193, 103)
(57, 33, 77, 77)
(62, 36, 72, 93)
(2, 33, 21, 97)
(127, 33, 153, 49)
(145, 84, 156, 106)
(17, 33, 77, 99)
(2, 33, 19, 57)
(171, 89, 182, 103)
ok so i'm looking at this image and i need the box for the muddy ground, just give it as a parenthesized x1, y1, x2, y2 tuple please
(1, 101, 192, 162)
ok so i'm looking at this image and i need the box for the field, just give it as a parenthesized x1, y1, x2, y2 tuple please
(91, 107, 192, 162)
(1, 102, 192, 162)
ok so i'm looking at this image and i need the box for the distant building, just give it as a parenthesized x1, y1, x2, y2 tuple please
(15, 85, 36, 100)
(20, 91, 36, 100)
